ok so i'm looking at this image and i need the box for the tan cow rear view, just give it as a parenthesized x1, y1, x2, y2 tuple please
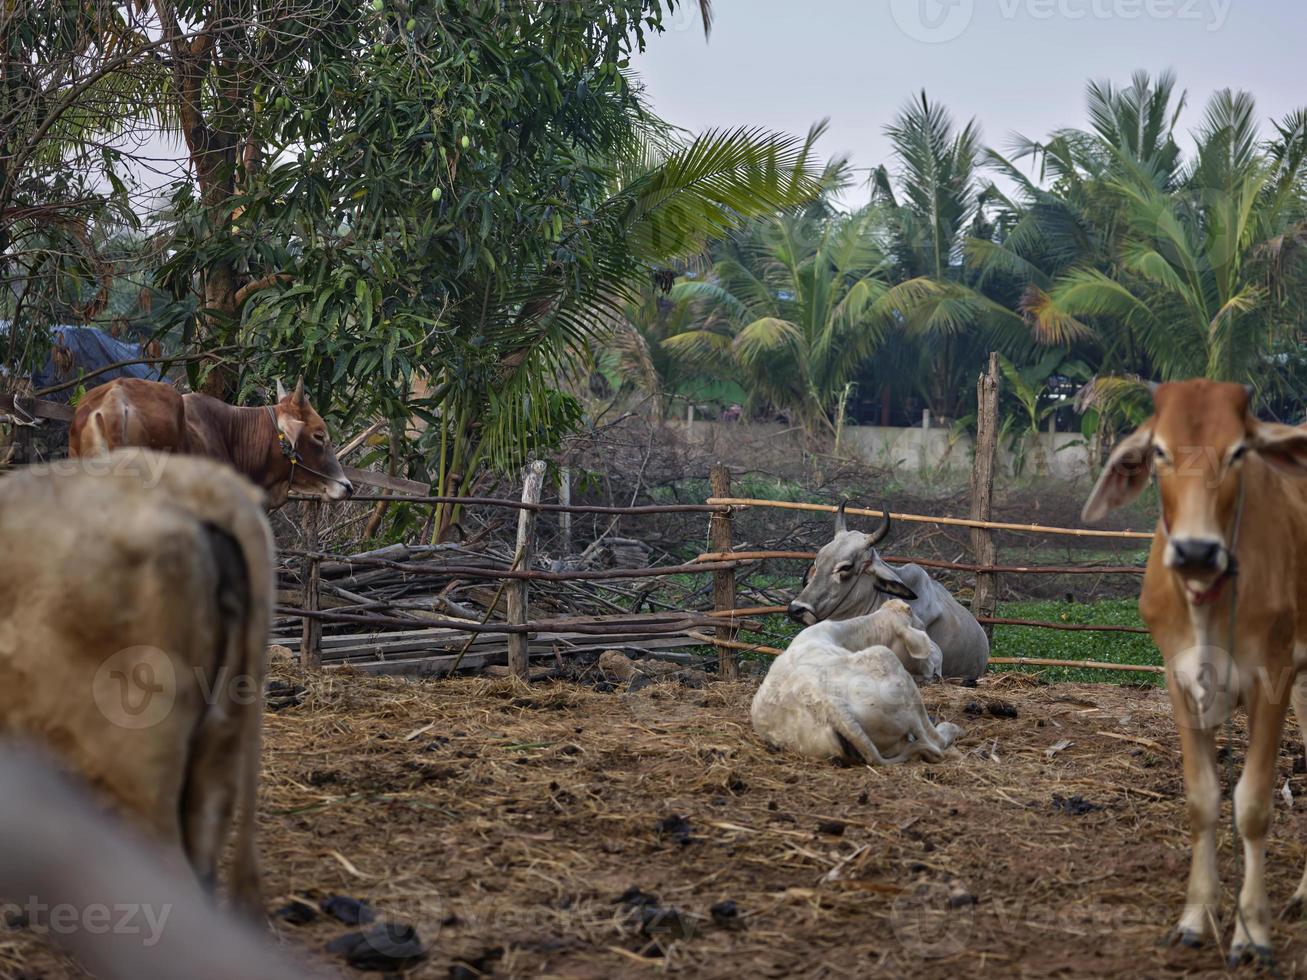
(0, 450, 273, 912)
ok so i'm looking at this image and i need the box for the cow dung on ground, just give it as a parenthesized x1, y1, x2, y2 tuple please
(9, 668, 1307, 978)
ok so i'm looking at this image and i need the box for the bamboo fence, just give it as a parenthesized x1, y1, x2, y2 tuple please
(278, 352, 1159, 677)
(283, 471, 1159, 676)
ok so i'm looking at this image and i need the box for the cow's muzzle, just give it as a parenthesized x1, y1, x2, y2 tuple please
(325, 477, 354, 501)
(1165, 537, 1227, 575)
(787, 601, 817, 627)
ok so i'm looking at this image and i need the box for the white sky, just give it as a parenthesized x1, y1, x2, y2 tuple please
(632, 0, 1307, 204)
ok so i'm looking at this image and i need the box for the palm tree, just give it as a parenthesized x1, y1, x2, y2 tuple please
(658, 199, 893, 443)
(1029, 88, 1307, 386)
(872, 92, 1027, 419)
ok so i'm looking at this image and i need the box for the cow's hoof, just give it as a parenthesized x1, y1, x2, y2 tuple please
(1165, 927, 1204, 949)
(1281, 895, 1305, 920)
(1227, 943, 1275, 971)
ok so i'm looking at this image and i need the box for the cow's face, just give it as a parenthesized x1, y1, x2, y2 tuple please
(787, 502, 917, 626)
(1083, 380, 1307, 602)
(273, 379, 353, 501)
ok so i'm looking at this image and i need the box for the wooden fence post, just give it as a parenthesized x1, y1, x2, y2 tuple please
(970, 353, 1000, 640)
(299, 500, 323, 669)
(709, 463, 739, 679)
(507, 460, 547, 679)
(559, 464, 573, 556)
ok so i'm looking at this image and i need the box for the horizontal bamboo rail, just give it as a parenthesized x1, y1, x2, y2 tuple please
(707, 497, 1156, 540)
(696, 605, 1150, 636)
(694, 549, 1146, 576)
(684, 633, 1163, 674)
(334, 494, 727, 515)
(989, 656, 1163, 674)
(287, 550, 744, 583)
(979, 616, 1149, 635)
(684, 631, 784, 657)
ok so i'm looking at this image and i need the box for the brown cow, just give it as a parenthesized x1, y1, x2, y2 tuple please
(69, 377, 352, 507)
(0, 449, 273, 914)
(1083, 380, 1307, 966)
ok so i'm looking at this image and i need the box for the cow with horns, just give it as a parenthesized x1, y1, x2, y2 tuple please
(1083, 379, 1307, 967)
(68, 377, 352, 508)
(787, 502, 990, 680)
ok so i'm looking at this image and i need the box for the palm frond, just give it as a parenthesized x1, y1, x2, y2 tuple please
(731, 317, 803, 367)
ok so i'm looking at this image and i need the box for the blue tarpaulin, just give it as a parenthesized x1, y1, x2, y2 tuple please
(0, 322, 163, 403)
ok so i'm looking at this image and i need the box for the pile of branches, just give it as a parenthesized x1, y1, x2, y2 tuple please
(272, 536, 751, 676)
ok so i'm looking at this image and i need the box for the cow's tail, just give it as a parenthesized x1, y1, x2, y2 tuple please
(132, 458, 273, 914)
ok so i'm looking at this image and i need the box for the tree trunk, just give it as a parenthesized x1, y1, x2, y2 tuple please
(155, 2, 243, 395)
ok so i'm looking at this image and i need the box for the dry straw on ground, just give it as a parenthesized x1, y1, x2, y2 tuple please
(8, 667, 1307, 978)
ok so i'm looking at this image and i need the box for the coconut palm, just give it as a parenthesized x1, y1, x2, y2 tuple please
(871, 92, 1028, 418)
(966, 72, 1192, 356)
(1029, 89, 1307, 386)
(658, 201, 893, 442)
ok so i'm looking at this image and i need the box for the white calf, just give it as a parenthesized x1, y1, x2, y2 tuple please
(751, 600, 961, 765)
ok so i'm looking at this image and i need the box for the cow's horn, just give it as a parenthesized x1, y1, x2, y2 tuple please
(866, 504, 892, 547)
(834, 500, 848, 535)
(276, 378, 288, 401)
(293, 377, 306, 405)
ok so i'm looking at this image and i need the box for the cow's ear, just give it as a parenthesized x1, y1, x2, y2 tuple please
(1251, 422, 1307, 477)
(1082, 421, 1155, 524)
(867, 556, 918, 601)
(292, 377, 308, 407)
(901, 629, 939, 663)
(277, 413, 305, 446)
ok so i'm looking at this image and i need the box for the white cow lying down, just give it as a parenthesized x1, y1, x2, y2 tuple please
(751, 600, 962, 765)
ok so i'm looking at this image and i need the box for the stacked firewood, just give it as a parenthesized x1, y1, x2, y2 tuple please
(273, 538, 741, 676)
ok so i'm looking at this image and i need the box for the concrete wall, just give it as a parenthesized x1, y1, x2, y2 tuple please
(684, 420, 1093, 482)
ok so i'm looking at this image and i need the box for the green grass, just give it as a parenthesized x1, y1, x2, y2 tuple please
(991, 598, 1162, 685)
(728, 598, 1162, 686)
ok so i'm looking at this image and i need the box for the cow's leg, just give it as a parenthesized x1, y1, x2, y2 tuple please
(1285, 673, 1307, 915)
(226, 701, 264, 916)
(1230, 678, 1289, 964)
(1168, 689, 1221, 946)
(826, 703, 894, 766)
(899, 708, 959, 763)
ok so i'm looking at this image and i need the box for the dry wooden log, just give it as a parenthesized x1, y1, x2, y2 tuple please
(274, 604, 749, 636)
(334, 636, 698, 676)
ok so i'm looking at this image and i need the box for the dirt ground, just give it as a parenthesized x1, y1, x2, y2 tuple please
(12, 667, 1307, 979)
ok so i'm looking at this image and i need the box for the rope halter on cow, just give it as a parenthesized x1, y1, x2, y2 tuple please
(265, 406, 351, 492)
